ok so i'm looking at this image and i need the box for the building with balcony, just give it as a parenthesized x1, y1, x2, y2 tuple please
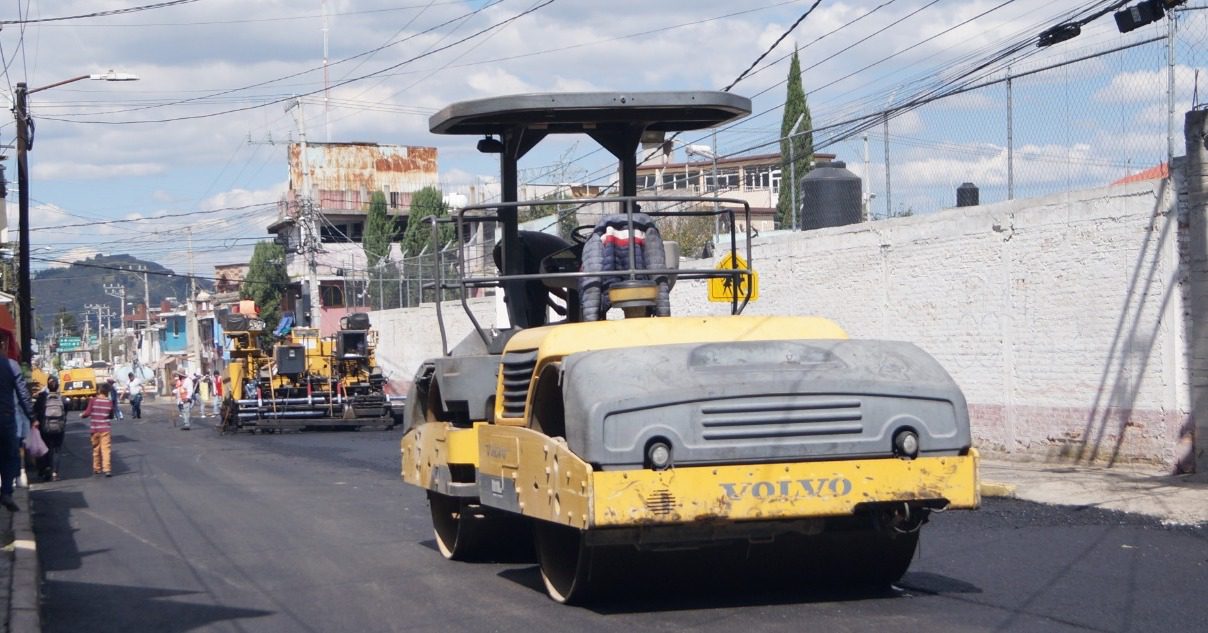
(635, 150, 835, 233)
(267, 142, 439, 334)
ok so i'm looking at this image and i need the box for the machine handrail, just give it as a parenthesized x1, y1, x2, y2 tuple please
(426, 194, 756, 355)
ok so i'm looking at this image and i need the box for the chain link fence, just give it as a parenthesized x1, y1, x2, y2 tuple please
(797, 9, 1208, 228)
(353, 10, 1208, 307)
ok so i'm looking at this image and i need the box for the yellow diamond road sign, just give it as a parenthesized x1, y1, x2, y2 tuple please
(708, 253, 758, 302)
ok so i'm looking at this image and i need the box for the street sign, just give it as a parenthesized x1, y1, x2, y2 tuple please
(708, 253, 759, 303)
(57, 336, 81, 351)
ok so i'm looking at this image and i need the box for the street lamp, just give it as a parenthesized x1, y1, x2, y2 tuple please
(685, 142, 720, 238)
(14, 70, 139, 364)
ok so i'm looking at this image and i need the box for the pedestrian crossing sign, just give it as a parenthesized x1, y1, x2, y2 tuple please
(708, 253, 759, 302)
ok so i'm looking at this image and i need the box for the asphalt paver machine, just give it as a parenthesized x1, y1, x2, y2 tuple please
(220, 310, 399, 432)
(400, 91, 980, 603)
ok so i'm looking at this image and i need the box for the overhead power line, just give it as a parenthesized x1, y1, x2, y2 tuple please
(723, 0, 823, 91)
(33, 1, 469, 27)
(0, 0, 200, 25)
(28, 202, 277, 232)
(45, 0, 553, 125)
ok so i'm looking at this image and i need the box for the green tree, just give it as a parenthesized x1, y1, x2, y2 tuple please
(242, 241, 288, 333)
(401, 186, 454, 255)
(658, 209, 716, 260)
(363, 191, 393, 268)
(400, 186, 456, 304)
(362, 191, 400, 309)
(777, 47, 814, 230)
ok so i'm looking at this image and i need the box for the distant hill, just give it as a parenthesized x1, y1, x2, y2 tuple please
(31, 254, 211, 337)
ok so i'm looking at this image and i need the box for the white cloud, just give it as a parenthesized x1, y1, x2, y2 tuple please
(33, 162, 167, 180)
(1093, 66, 1201, 105)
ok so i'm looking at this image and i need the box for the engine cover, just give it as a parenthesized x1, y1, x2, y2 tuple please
(560, 339, 970, 470)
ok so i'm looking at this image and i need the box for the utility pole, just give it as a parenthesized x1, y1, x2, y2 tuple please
(1167, 17, 1176, 169)
(1007, 66, 1014, 200)
(14, 83, 31, 364)
(80, 311, 92, 364)
(322, 0, 331, 142)
(84, 304, 112, 363)
(787, 112, 806, 231)
(289, 97, 322, 331)
(862, 133, 871, 221)
(186, 228, 201, 372)
(883, 112, 891, 218)
(103, 283, 127, 363)
(13, 72, 139, 365)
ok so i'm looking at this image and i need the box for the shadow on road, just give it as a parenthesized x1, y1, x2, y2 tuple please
(494, 548, 985, 614)
(30, 489, 92, 573)
(40, 580, 273, 633)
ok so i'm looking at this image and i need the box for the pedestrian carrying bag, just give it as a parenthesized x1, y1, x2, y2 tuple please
(42, 394, 65, 433)
(24, 430, 48, 458)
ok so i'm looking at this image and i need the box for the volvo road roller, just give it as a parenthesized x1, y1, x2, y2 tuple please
(220, 310, 399, 433)
(400, 91, 979, 603)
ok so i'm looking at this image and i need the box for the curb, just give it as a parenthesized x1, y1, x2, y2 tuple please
(9, 485, 40, 633)
(980, 481, 1017, 498)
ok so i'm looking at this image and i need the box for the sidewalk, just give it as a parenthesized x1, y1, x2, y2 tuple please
(980, 458, 1208, 526)
(2, 483, 39, 633)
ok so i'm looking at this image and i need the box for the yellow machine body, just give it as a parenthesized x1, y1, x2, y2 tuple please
(403, 316, 979, 530)
(220, 315, 396, 432)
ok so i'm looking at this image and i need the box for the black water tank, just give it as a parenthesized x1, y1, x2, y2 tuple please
(957, 182, 979, 207)
(799, 160, 862, 230)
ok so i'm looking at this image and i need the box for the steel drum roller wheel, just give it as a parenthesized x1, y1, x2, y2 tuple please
(851, 527, 919, 588)
(533, 520, 594, 604)
(428, 491, 487, 560)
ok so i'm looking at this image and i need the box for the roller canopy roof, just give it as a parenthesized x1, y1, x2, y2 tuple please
(429, 91, 752, 135)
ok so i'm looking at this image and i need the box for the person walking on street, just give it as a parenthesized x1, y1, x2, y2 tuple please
(126, 372, 144, 419)
(177, 372, 194, 430)
(199, 372, 212, 418)
(33, 376, 66, 481)
(0, 329, 34, 511)
(210, 370, 223, 417)
(82, 382, 115, 477)
(108, 377, 123, 420)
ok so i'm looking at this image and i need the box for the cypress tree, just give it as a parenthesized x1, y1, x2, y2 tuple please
(400, 186, 456, 304)
(400, 186, 454, 256)
(362, 191, 398, 309)
(777, 47, 814, 230)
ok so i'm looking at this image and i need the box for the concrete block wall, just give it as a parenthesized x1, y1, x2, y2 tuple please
(674, 180, 1188, 472)
(372, 177, 1194, 472)
(371, 297, 497, 394)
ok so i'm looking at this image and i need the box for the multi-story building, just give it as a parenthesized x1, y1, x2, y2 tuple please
(267, 142, 439, 334)
(635, 150, 835, 234)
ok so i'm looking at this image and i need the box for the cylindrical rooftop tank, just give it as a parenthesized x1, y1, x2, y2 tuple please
(799, 160, 862, 230)
(957, 182, 979, 207)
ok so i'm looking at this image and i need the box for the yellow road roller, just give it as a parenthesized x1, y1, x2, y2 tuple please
(401, 91, 979, 603)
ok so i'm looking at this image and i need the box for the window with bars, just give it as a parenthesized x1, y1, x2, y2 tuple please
(705, 169, 740, 192)
(742, 165, 782, 192)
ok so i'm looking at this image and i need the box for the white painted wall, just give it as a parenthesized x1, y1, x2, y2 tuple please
(371, 297, 497, 395)
(371, 178, 1192, 472)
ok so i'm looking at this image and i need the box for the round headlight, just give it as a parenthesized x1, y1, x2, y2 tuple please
(893, 429, 919, 459)
(647, 441, 672, 470)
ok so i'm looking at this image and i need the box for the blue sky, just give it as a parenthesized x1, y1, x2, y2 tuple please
(0, 0, 1198, 276)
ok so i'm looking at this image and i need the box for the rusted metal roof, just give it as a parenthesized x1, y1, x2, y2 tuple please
(288, 142, 438, 198)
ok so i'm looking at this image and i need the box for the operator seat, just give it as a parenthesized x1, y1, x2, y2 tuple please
(493, 230, 576, 327)
(579, 212, 671, 321)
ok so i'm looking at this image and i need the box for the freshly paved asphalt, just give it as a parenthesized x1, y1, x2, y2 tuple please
(5, 398, 1206, 633)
